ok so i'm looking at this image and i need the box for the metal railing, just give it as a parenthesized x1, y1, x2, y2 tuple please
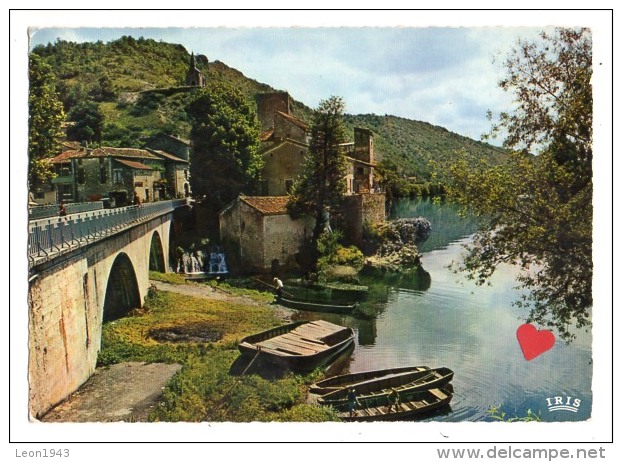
(28, 201, 105, 220)
(28, 199, 188, 264)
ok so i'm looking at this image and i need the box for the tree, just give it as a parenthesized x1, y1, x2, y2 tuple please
(376, 158, 409, 201)
(444, 28, 592, 341)
(28, 53, 65, 190)
(186, 82, 262, 213)
(288, 96, 348, 269)
(66, 100, 105, 144)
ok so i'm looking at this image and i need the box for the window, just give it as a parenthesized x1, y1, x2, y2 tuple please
(76, 167, 86, 184)
(356, 167, 365, 175)
(260, 180, 269, 195)
(99, 158, 108, 184)
(113, 169, 123, 184)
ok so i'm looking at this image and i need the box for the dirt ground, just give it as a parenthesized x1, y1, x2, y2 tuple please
(39, 280, 293, 423)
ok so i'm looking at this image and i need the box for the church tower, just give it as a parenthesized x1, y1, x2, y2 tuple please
(185, 52, 207, 87)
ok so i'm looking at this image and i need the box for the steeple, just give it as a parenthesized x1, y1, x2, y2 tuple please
(185, 51, 207, 87)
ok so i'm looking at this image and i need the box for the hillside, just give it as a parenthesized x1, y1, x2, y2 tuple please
(32, 36, 507, 180)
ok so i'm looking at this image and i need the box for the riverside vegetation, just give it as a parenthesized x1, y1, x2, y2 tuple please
(97, 272, 340, 422)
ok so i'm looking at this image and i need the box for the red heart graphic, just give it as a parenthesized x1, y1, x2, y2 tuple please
(516, 324, 555, 361)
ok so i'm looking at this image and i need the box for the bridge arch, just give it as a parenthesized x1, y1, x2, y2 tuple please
(149, 230, 166, 272)
(103, 252, 141, 322)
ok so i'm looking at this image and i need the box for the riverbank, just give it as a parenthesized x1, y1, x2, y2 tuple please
(41, 276, 340, 423)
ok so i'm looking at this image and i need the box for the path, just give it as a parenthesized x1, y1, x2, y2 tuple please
(40, 362, 182, 422)
(39, 280, 294, 422)
(150, 280, 296, 320)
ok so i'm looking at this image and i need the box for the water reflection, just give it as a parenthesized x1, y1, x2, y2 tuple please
(287, 198, 592, 422)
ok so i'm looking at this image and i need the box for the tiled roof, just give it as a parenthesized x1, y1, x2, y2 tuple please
(92, 147, 160, 159)
(49, 147, 161, 163)
(49, 150, 81, 164)
(240, 196, 290, 215)
(114, 159, 153, 170)
(260, 138, 309, 156)
(346, 156, 376, 167)
(147, 149, 188, 163)
(260, 128, 275, 142)
(275, 111, 309, 131)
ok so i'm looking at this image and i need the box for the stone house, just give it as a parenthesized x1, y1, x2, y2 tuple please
(219, 195, 315, 273)
(256, 92, 380, 197)
(145, 133, 192, 162)
(48, 146, 188, 206)
(257, 92, 311, 195)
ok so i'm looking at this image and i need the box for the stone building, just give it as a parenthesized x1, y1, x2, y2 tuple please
(256, 92, 380, 197)
(256, 92, 311, 195)
(343, 128, 377, 194)
(219, 195, 315, 273)
(185, 52, 206, 87)
(48, 146, 189, 206)
(145, 133, 192, 162)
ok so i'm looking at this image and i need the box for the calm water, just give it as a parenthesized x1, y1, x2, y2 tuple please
(291, 197, 593, 422)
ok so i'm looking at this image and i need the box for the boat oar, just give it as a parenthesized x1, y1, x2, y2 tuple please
(251, 276, 295, 298)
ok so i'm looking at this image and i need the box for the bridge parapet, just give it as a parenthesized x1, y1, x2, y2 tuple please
(28, 198, 188, 268)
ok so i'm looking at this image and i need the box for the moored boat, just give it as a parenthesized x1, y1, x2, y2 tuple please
(334, 384, 454, 422)
(238, 320, 355, 372)
(277, 296, 357, 314)
(318, 367, 454, 405)
(309, 365, 431, 395)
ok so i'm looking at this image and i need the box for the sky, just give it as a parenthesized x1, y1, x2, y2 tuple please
(8, 8, 616, 449)
(25, 22, 555, 145)
(18, 10, 611, 146)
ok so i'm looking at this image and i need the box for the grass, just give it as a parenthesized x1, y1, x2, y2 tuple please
(98, 285, 339, 422)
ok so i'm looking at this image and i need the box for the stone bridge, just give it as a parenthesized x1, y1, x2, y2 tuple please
(27, 199, 188, 419)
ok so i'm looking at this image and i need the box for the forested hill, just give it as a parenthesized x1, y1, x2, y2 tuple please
(32, 35, 507, 180)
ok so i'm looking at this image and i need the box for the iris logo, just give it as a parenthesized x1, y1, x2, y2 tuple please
(545, 396, 581, 413)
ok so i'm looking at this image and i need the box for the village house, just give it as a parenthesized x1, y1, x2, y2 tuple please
(256, 92, 380, 197)
(48, 146, 189, 206)
(218, 93, 387, 273)
(144, 133, 192, 162)
(219, 195, 315, 273)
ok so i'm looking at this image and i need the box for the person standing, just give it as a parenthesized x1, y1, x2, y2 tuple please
(387, 388, 400, 414)
(273, 277, 283, 299)
(58, 201, 67, 216)
(347, 387, 359, 418)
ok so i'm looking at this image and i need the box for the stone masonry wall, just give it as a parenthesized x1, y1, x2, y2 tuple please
(256, 92, 290, 131)
(341, 193, 386, 246)
(28, 216, 171, 419)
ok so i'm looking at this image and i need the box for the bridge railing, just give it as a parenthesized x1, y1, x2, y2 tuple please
(28, 199, 188, 264)
(28, 201, 105, 220)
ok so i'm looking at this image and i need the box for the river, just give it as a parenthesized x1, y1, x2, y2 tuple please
(290, 197, 593, 422)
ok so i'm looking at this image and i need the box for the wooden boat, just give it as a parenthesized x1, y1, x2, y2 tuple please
(334, 384, 454, 422)
(309, 365, 431, 395)
(238, 320, 355, 372)
(277, 296, 357, 314)
(318, 367, 454, 405)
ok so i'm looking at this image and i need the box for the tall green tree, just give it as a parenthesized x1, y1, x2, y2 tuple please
(66, 100, 105, 144)
(28, 53, 65, 190)
(186, 82, 262, 213)
(288, 96, 348, 268)
(445, 28, 592, 341)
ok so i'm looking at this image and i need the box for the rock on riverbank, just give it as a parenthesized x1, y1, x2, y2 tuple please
(362, 217, 431, 273)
